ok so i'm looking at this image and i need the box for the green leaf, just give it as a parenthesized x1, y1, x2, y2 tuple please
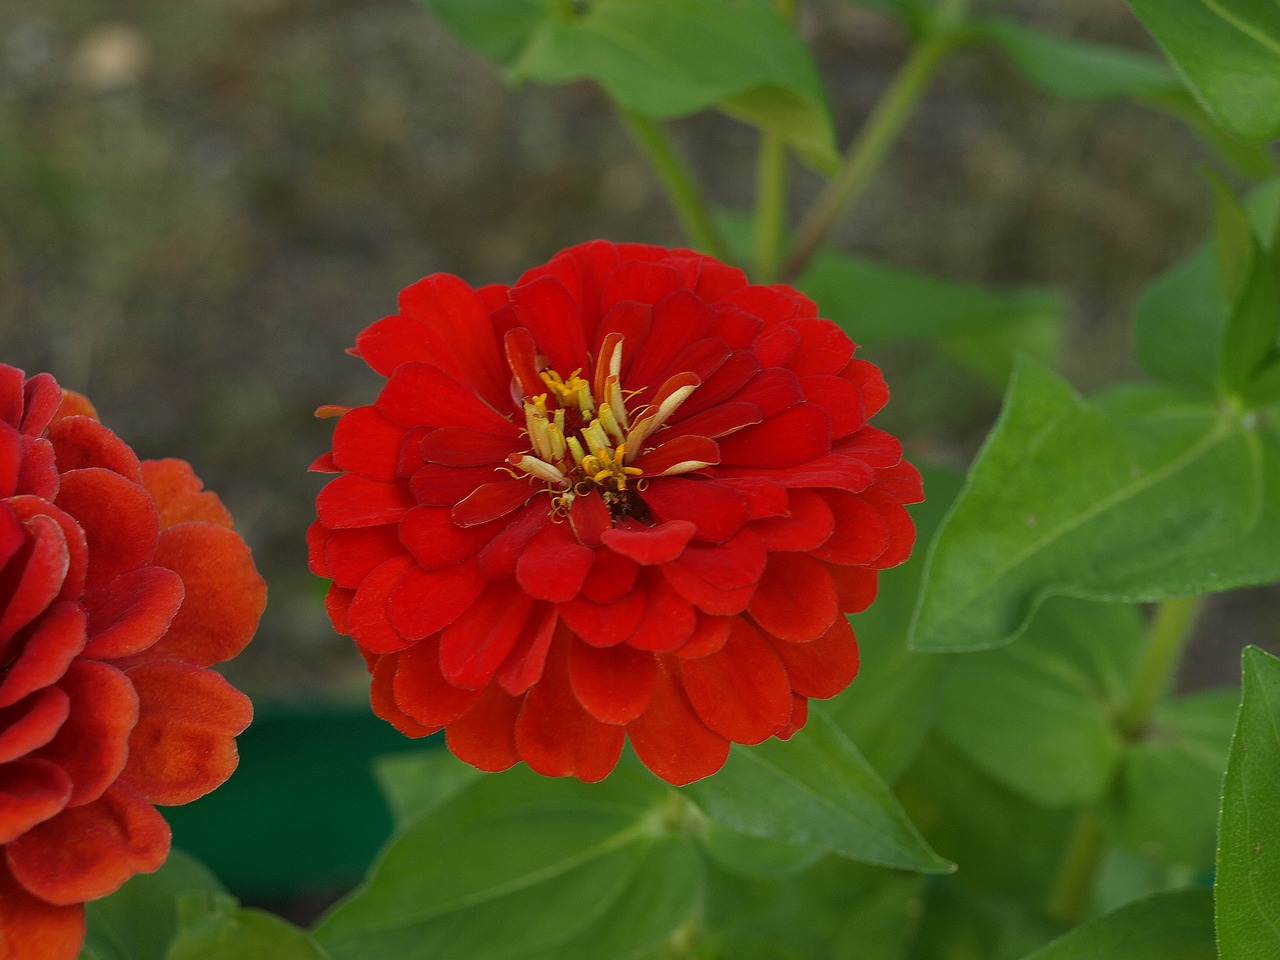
(973, 18, 1180, 100)
(81, 851, 225, 960)
(423, 0, 837, 162)
(830, 467, 961, 781)
(700, 820, 825, 880)
(799, 251, 1063, 388)
(1124, 0, 1280, 142)
(938, 598, 1144, 807)
(166, 895, 332, 960)
(1207, 170, 1258, 304)
(1103, 688, 1239, 868)
(1017, 887, 1215, 960)
(373, 747, 483, 827)
(315, 764, 698, 960)
(910, 362, 1262, 651)
(1134, 178, 1280, 396)
(686, 708, 953, 874)
(1222, 241, 1280, 401)
(1215, 646, 1280, 959)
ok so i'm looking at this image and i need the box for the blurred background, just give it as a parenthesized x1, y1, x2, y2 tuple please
(1, 0, 1274, 905)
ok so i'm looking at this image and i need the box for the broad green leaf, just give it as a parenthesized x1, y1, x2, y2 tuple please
(1207, 170, 1258, 303)
(1017, 887, 1215, 960)
(938, 599, 1144, 807)
(373, 747, 483, 827)
(1124, 0, 1280, 142)
(1148, 88, 1279, 179)
(686, 708, 952, 874)
(165, 895, 331, 960)
(1222, 240, 1280, 400)
(910, 362, 1262, 651)
(1134, 178, 1280, 396)
(315, 764, 697, 960)
(704, 856, 924, 960)
(81, 851, 224, 960)
(973, 18, 1179, 100)
(700, 821, 825, 880)
(1103, 688, 1239, 868)
(1215, 646, 1280, 959)
(831, 466, 961, 781)
(908, 883, 1060, 960)
(799, 251, 1063, 387)
(423, 0, 837, 161)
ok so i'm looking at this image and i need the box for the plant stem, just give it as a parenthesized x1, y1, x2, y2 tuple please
(1046, 808, 1105, 924)
(753, 133, 789, 282)
(1116, 596, 1204, 736)
(617, 106, 730, 262)
(1046, 596, 1203, 922)
(779, 0, 971, 283)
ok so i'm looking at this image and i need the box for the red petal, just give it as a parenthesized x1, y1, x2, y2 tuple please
(346, 556, 415, 654)
(717, 403, 831, 468)
(567, 639, 655, 724)
(332, 406, 405, 481)
(476, 503, 548, 579)
(0, 601, 84, 709)
(665, 529, 766, 591)
(144, 522, 265, 666)
(0, 759, 72, 844)
(846, 357, 888, 418)
(399, 505, 493, 570)
(625, 291, 714, 387)
(453, 479, 536, 526)
(139, 460, 234, 530)
(18, 436, 58, 500)
(641, 479, 748, 543)
(392, 641, 485, 727)
(387, 562, 487, 640)
(369, 654, 438, 737)
(568, 490, 611, 547)
(20, 373, 63, 437)
(0, 861, 85, 960)
(515, 522, 594, 602)
(322, 525, 403, 589)
(600, 519, 695, 565)
(771, 615, 860, 699)
(509, 276, 589, 379)
(514, 636, 624, 782)
(786, 319, 855, 378)
(0, 515, 70, 642)
(779, 694, 809, 739)
(810, 490, 890, 566)
(503, 327, 546, 399)
(749, 552, 838, 643)
(559, 589, 647, 649)
(325, 584, 354, 636)
(7, 782, 169, 905)
(82, 567, 184, 660)
(753, 489, 835, 551)
(420, 427, 519, 467)
(377, 363, 515, 434)
(628, 657, 728, 786)
(0, 687, 69, 763)
(632, 435, 720, 477)
(410, 463, 504, 505)
(754, 323, 800, 368)
(679, 620, 793, 744)
(122, 662, 252, 805)
(675, 615, 732, 659)
(660, 401, 762, 442)
(0, 423, 21, 498)
(627, 572, 697, 652)
(731, 367, 805, 417)
(874, 459, 925, 504)
(802, 374, 864, 437)
(439, 584, 534, 689)
(860, 486, 917, 568)
(578, 547, 638, 603)
(353, 315, 440, 378)
(46, 416, 141, 482)
(496, 604, 559, 695)
(316, 474, 414, 529)
(719, 452, 874, 493)
(34, 660, 137, 807)
(829, 564, 879, 613)
(398, 274, 510, 409)
(446, 683, 522, 773)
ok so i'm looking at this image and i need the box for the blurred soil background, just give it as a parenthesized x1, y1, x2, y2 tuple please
(1, 0, 1275, 710)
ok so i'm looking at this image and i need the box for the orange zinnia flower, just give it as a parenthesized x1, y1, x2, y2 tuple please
(311, 241, 919, 785)
(0, 365, 265, 959)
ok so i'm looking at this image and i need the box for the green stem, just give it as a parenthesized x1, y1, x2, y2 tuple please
(1117, 596, 1204, 736)
(1046, 596, 1203, 922)
(779, 0, 971, 283)
(618, 106, 730, 262)
(753, 133, 788, 283)
(1046, 808, 1105, 924)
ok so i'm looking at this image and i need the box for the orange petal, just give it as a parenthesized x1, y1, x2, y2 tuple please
(0, 515, 70, 642)
(144, 522, 266, 666)
(392, 640, 484, 728)
(46, 417, 141, 482)
(0, 687, 70, 763)
(54, 468, 158, 591)
(82, 566, 184, 660)
(139, 459, 234, 530)
(121, 662, 252, 806)
(0, 758, 72, 843)
(34, 661, 137, 807)
(50, 389, 97, 424)
(0, 861, 85, 960)
(6, 782, 169, 905)
(0, 601, 86, 709)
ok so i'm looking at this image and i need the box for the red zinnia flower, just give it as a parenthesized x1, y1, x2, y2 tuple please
(311, 241, 920, 786)
(0, 365, 266, 959)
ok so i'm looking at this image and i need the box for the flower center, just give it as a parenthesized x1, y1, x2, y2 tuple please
(507, 332, 700, 518)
